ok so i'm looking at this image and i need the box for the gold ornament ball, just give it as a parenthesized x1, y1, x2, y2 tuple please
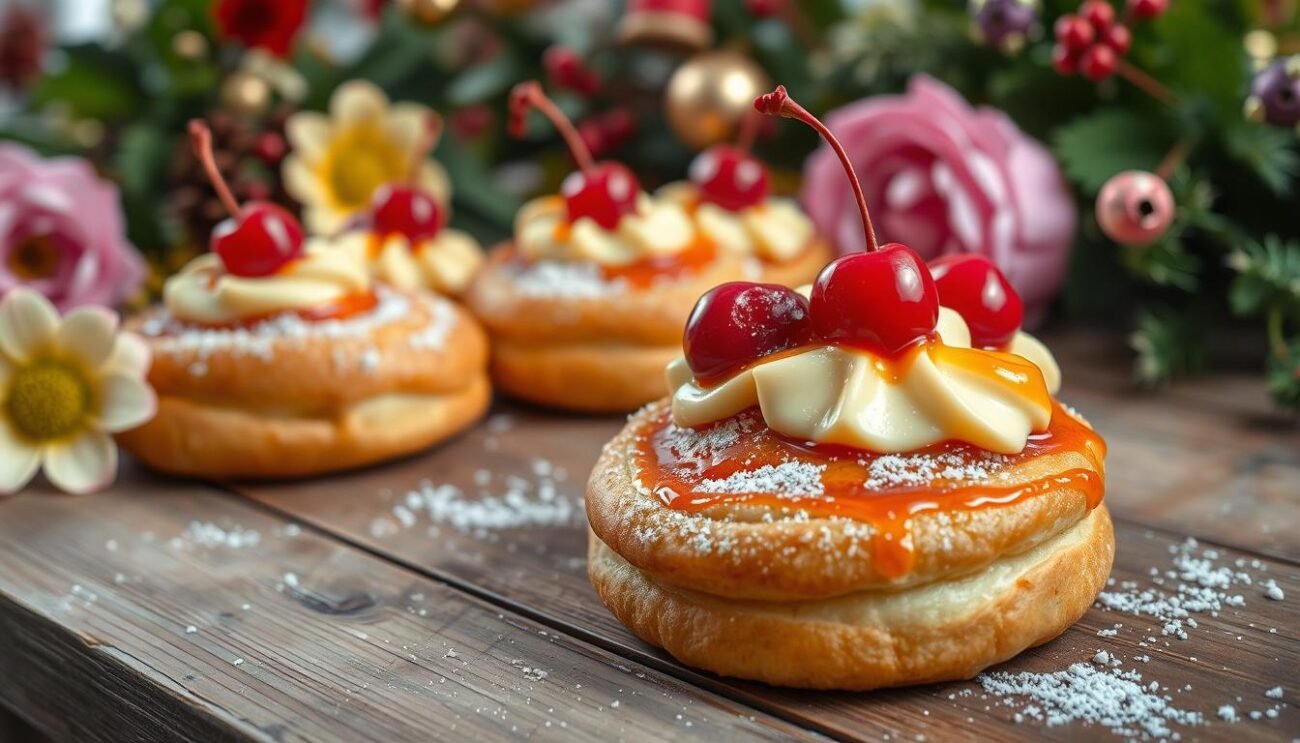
(396, 0, 460, 26)
(220, 72, 272, 117)
(664, 51, 771, 151)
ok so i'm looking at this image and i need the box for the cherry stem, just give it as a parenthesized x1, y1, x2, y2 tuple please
(508, 81, 594, 173)
(1116, 60, 1178, 106)
(188, 120, 241, 218)
(735, 108, 761, 153)
(408, 113, 444, 186)
(1154, 137, 1193, 181)
(754, 85, 878, 252)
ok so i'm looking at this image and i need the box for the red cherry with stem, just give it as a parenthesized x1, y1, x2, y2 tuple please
(189, 120, 304, 278)
(368, 114, 445, 242)
(683, 282, 811, 382)
(1079, 43, 1118, 81)
(1054, 15, 1094, 53)
(509, 81, 639, 230)
(928, 254, 1024, 349)
(1080, 0, 1116, 31)
(690, 109, 770, 212)
(1102, 23, 1131, 54)
(755, 86, 939, 355)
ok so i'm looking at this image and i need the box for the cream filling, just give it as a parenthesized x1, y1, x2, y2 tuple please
(165, 240, 370, 325)
(594, 507, 1102, 624)
(340, 230, 484, 295)
(667, 308, 1056, 455)
(515, 193, 699, 266)
(659, 182, 814, 262)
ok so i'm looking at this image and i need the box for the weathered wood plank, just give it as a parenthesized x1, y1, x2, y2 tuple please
(231, 400, 1299, 742)
(0, 469, 818, 743)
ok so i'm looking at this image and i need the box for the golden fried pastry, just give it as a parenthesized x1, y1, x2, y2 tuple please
(585, 86, 1111, 690)
(117, 121, 489, 478)
(466, 82, 774, 412)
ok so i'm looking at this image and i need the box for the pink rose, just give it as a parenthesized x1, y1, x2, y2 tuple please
(0, 144, 145, 310)
(802, 75, 1077, 322)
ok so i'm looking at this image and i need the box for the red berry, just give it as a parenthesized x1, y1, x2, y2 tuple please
(808, 244, 939, 356)
(1080, 0, 1116, 31)
(745, 0, 783, 18)
(561, 161, 640, 230)
(684, 282, 811, 382)
(1051, 45, 1079, 75)
(542, 45, 600, 97)
(928, 255, 1023, 349)
(1127, 0, 1167, 20)
(212, 202, 304, 277)
(1079, 43, 1118, 81)
(370, 184, 444, 242)
(254, 132, 287, 165)
(689, 145, 770, 212)
(1103, 23, 1131, 55)
(1053, 15, 1094, 53)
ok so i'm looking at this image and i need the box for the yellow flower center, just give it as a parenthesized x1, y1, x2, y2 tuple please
(7, 234, 63, 280)
(5, 361, 92, 442)
(324, 123, 408, 211)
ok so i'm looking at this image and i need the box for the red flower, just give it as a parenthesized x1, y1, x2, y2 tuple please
(214, 0, 310, 58)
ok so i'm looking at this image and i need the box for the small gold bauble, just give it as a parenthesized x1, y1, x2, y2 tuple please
(220, 72, 272, 117)
(172, 30, 209, 60)
(664, 50, 770, 151)
(396, 0, 461, 26)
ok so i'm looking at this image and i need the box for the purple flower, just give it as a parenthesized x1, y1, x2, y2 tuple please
(0, 144, 145, 310)
(801, 75, 1077, 323)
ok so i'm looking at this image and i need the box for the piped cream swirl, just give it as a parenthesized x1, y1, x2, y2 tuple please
(164, 240, 370, 326)
(658, 182, 814, 262)
(666, 308, 1061, 455)
(339, 230, 484, 296)
(515, 193, 701, 266)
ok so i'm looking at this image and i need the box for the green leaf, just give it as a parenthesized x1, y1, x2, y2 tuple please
(1053, 110, 1171, 194)
(1226, 235, 1300, 318)
(1129, 306, 1208, 385)
(1147, 1, 1246, 112)
(28, 45, 144, 121)
(1223, 123, 1299, 198)
(1121, 235, 1201, 292)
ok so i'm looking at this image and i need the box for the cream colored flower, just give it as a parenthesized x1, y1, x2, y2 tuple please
(0, 288, 156, 495)
(283, 80, 451, 235)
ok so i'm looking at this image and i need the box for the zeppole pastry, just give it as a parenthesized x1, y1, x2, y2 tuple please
(586, 87, 1111, 690)
(336, 112, 484, 297)
(117, 121, 489, 479)
(466, 82, 759, 412)
(657, 111, 833, 287)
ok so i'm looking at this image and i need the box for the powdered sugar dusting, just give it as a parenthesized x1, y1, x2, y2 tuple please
(696, 462, 826, 498)
(507, 260, 627, 298)
(864, 450, 1009, 490)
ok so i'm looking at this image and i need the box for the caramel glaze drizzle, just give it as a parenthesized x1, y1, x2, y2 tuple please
(178, 289, 380, 331)
(634, 400, 1105, 579)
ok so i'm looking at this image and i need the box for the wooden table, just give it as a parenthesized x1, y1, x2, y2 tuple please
(1, 330, 1296, 742)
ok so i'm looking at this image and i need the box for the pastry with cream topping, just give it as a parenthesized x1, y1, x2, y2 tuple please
(585, 87, 1112, 690)
(116, 121, 490, 478)
(465, 82, 759, 412)
(657, 111, 833, 287)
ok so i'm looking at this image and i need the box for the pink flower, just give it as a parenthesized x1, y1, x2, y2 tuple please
(802, 75, 1077, 322)
(0, 144, 145, 311)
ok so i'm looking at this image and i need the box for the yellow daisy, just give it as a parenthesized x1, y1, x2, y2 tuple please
(0, 288, 156, 495)
(282, 80, 451, 235)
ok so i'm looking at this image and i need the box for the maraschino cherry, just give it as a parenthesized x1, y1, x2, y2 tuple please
(928, 255, 1023, 349)
(189, 120, 304, 277)
(755, 86, 939, 357)
(509, 81, 639, 230)
(683, 282, 810, 382)
(368, 114, 446, 243)
(688, 110, 770, 212)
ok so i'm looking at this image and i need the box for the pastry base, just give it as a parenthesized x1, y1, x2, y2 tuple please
(758, 238, 835, 288)
(118, 377, 491, 479)
(588, 505, 1114, 690)
(491, 339, 677, 413)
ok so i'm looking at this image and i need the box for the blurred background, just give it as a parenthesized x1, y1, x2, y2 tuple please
(1, 0, 1299, 412)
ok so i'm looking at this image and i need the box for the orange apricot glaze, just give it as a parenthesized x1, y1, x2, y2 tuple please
(184, 291, 380, 331)
(633, 401, 1105, 579)
(538, 218, 720, 289)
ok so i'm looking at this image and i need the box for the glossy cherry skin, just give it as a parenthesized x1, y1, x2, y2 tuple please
(689, 145, 770, 212)
(808, 244, 939, 356)
(370, 184, 444, 242)
(928, 254, 1024, 349)
(211, 202, 304, 277)
(684, 282, 811, 382)
(561, 161, 640, 230)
